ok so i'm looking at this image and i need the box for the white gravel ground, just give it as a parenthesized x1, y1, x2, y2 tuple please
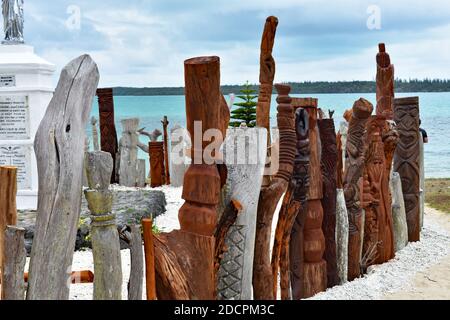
(27, 186, 450, 300)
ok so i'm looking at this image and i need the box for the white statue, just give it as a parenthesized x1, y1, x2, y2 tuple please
(2, 0, 24, 44)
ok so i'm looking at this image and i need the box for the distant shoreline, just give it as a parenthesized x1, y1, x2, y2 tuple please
(112, 80, 450, 96)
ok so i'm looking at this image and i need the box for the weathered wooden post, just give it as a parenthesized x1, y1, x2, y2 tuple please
(128, 225, 144, 300)
(376, 43, 395, 120)
(318, 118, 338, 288)
(301, 99, 327, 297)
(170, 124, 187, 187)
(96, 88, 119, 184)
(335, 189, 349, 284)
(344, 98, 373, 281)
(253, 84, 296, 300)
(0, 166, 17, 271)
(393, 97, 420, 242)
(27, 55, 99, 300)
(161, 116, 171, 185)
(390, 172, 408, 252)
(149, 141, 165, 187)
(336, 121, 348, 189)
(419, 132, 425, 229)
(217, 127, 267, 300)
(84, 151, 122, 300)
(91, 116, 100, 151)
(1, 226, 26, 300)
(289, 107, 310, 300)
(137, 159, 146, 187)
(119, 118, 140, 187)
(142, 218, 156, 300)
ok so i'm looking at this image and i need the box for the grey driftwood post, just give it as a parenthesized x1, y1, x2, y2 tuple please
(335, 188, 349, 284)
(119, 118, 140, 187)
(127, 225, 144, 300)
(1, 226, 26, 300)
(390, 172, 408, 252)
(339, 121, 348, 172)
(91, 116, 100, 151)
(217, 127, 267, 300)
(84, 151, 122, 300)
(137, 159, 146, 187)
(27, 55, 99, 300)
(169, 124, 187, 187)
(419, 132, 425, 229)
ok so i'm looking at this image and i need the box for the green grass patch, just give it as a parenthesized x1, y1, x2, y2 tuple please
(425, 178, 450, 213)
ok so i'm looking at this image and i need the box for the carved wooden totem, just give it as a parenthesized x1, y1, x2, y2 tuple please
(253, 84, 296, 300)
(149, 141, 165, 188)
(289, 107, 310, 300)
(376, 43, 395, 120)
(96, 88, 118, 183)
(343, 98, 373, 281)
(393, 97, 420, 242)
(161, 116, 171, 185)
(152, 56, 223, 300)
(301, 99, 327, 297)
(318, 118, 338, 288)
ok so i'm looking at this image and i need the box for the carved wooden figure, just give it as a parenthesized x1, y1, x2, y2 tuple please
(343, 98, 373, 281)
(393, 97, 420, 242)
(119, 118, 140, 187)
(91, 116, 100, 151)
(161, 116, 171, 185)
(0, 166, 17, 272)
(289, 107, 310, 300)
(97, 88, 118, 183)
(217, 127, 267, 300)
(253, 84, 296, 300)
(27, 55, 99, 300)
(376, 43, 395, 120)
(1, 226, 26, 300)
(318, 118, 339, 288)
(84, 151, 122, 300)
(149, 141, 165, 187)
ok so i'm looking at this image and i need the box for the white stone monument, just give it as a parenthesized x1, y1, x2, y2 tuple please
(0, 44, 55, 209)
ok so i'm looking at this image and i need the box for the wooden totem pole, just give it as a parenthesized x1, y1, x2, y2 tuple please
(84, 151, 122, 300)
(151, 56, 226, 300)
(161, 116, 171, 185)
(27, 55, 99, 300)
(288, 107, 310, 300)
(301, 99, 327, 297)
(119, 118, 140, 187)
(393, 97, 420, 242)
(376, 43, 395, 120)
(149, 141, 165, 187)
(343, 98, 373, 281)
(318, 118, 339, 288)
(96, 88, 118, 183)
(253, 84, 296, 300)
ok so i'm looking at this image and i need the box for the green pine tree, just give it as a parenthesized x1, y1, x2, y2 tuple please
(229, 81, 257, 128)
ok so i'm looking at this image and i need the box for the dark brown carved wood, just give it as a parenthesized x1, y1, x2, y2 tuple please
(301, 99, 327, 297)
(376, 43, 395, 120)
(149, 141, 165, 188)
(153, 56, 223, 300)
(336, 132, 344, 189)
(96, 88, 118, 183)
(253, 84, 296, 300)
(318, 118, 339, 288)
(289, 107, 310, 300)
(393, 97, 420, 242)
(343, 98, 373, 281)
(161, 116, 171, 185)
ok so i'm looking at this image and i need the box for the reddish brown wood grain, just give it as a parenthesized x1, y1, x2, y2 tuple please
(376, 43, 395, 120)
(142, 218, 156, 300)
(0, 166, 17, 272)
(149, 141, 165, 188)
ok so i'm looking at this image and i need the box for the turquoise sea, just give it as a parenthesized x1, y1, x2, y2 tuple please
(89, 92, 450, 178)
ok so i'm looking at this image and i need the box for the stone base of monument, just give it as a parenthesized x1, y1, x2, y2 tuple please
(0, 44, 55, 210)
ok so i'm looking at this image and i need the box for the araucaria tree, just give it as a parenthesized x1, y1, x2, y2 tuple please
(230, 81, 257, 127)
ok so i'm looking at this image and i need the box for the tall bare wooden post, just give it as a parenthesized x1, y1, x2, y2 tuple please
(91, 116, 100, 151)
(161, 116, 171, 185)
(376, 43, 395, 120)
(119, 118, 140, 187)
(97, 88, 119, 183)
(0, 166, 17, 273)
(84, 151, 122, 300)
(142, 218, 156, 300)
(1, 226, 26, 300)
(27, 55, 99, 300)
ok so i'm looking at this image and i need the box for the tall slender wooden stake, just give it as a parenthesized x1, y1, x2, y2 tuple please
(0, 166, 17, 273)
(27, 55, 99, 300)
(142, 218, 156, 300)
(97, 88, 119, 183)
(253, 84, 296, 300)
(344, 98, 373, 281)
(376, 43, 395, 120)
(85, 151, 122, 300)
(1, 226, 26, 300)
(162, 116, 171, 185)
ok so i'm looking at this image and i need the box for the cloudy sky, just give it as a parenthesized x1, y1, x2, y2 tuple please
(24, 0, 450, 87)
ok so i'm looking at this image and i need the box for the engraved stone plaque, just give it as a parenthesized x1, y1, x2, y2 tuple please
(0, 75, 16, 87)
(0, 144, 32, 190)
(0, 95, 30, 139)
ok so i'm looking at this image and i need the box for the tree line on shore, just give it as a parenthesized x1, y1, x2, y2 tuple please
(113, 79, 450, 96)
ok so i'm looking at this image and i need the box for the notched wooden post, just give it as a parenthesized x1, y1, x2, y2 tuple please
(27, 54, 99, 300)
(1, 226, 26, 300)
